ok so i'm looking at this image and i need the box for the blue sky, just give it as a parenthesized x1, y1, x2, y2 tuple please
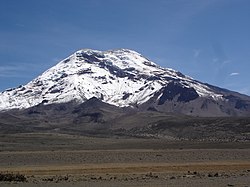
(0, 0, 250, 95)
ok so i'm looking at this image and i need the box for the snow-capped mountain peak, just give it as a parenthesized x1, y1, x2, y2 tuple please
(0, 49, 249, 116)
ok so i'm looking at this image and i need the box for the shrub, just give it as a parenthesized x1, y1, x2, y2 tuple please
(0, 172, 27, 182)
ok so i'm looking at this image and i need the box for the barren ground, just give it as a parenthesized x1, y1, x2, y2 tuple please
(0, 133, 250, 187)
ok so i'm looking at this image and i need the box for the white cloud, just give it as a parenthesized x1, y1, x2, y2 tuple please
(0, 64, 37, 78)
(236, 87, 250, 96)
(212, 58, 218, 62)
(230, 72, 239, 76)
(15, 23, 25, 27)
(193, 49, 200, 58)
(52, 57, 61, 63)
(0, 66, 21, 77)
(223, 60, 231, 64)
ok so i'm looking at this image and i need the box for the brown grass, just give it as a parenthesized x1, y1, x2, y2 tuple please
(1, 161, 250, 176)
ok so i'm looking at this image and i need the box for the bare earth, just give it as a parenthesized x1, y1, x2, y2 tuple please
(0, 133, 250, 187)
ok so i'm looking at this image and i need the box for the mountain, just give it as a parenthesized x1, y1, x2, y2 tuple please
(0, 49, 250, 117)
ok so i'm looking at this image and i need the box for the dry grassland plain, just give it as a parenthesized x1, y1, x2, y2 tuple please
(0, 133, 250, 187)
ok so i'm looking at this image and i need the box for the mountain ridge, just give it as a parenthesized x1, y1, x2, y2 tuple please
(0, 48, 250, 117)
(0, 98, 250, 141)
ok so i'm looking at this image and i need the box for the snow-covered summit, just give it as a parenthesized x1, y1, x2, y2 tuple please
(0, 49, 223, 111)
